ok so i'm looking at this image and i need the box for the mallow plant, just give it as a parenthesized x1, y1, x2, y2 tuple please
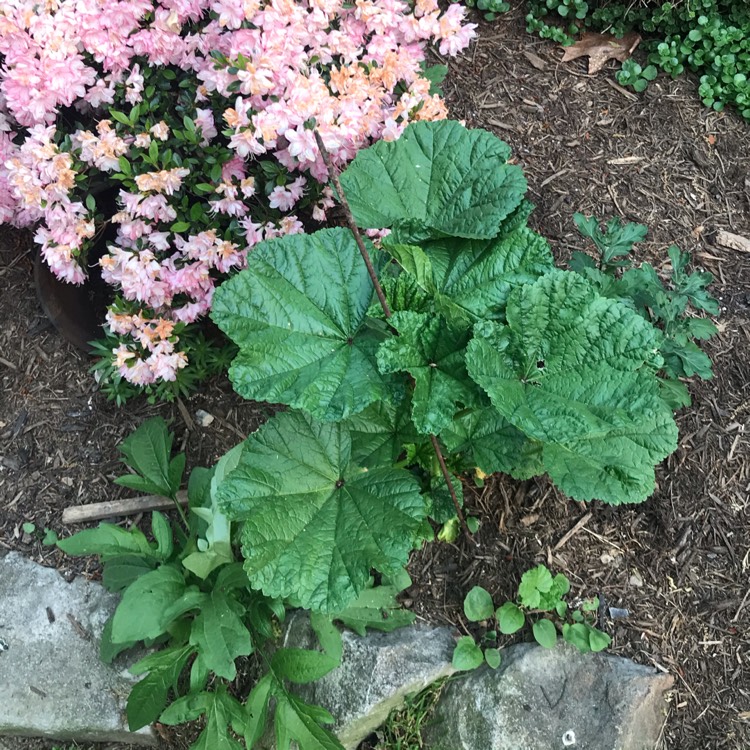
(207, 118, 715, 614)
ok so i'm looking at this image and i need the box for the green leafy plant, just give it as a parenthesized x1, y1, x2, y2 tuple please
(463, 0, 511, 22)
(453, 565, 611, 669)
(21, 521, 59, 546)
(57, 417, 415, 749)
(616, 58, 659, 92)
(526, 0, 750, 119)
(207, 118, 714, 617)
(569, 212, 718, 407)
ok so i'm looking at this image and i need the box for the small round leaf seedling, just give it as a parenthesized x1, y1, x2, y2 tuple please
(452, 636, 485, 671)
(464, 586, 495, 622)
(533, 618, 558, 649)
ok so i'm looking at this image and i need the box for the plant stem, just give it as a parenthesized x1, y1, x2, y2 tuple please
(313, 131, 391, 318)
(315, 131, 474, 544)
(430, 435, 474, 543)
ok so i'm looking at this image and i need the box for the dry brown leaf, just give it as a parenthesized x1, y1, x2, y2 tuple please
(523, 50, 547, 71)
(561, 32, 641, 75)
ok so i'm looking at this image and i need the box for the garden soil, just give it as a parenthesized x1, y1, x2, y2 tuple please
(1, 10, 749, 750)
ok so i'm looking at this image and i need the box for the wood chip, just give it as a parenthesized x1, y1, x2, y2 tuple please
(523, 51, 547, 71)
(716, 230, 750, 254)
(553, 511, 592, 551)
(607, 156, 645, 165)
(62, 490, 189, 524)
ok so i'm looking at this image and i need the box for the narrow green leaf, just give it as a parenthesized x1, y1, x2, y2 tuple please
(151, 511, 173, 560)
(244, 675, 273, 748)
(118, 418, 175, 498)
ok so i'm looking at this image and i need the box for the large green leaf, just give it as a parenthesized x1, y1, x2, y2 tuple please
(111, 564, 186, 642)
(465, 271, 678, 504)
(392, 227, 554, 321)
(340, 120, 527, 240)
(57, 524, 156, 562)
(441, 407, 543, 480)
(216, 412, 427, 612)
(344, 399, 417, 469)
(376, 312, 479, 435)
(211, 228, 392, 422)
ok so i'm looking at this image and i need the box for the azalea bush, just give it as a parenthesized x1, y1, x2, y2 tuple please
(0, 0, 476, 400)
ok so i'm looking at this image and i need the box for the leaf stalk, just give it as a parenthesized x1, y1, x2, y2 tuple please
(315, 131, 474, 544)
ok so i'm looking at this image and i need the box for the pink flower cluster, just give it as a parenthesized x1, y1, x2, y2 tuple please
(1, 0, 476, 389)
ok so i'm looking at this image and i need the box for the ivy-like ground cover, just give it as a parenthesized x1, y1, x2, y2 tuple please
(210, 120, 713, 614)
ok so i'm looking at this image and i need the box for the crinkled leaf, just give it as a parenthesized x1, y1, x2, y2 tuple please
(377, 312, 479, 435)
(217, 412, 426, 612)
(341, 120, 526, 240)
(466, 271, 678, 504)
(189, 589, 252, 680)
(344, 399, 417, 469)
(441, 407, 543, 480)
(111, 564, 186, 643)
(211, 228, 392, 422)
(386, 227, 554, 323)
(425, 469, 464, 524)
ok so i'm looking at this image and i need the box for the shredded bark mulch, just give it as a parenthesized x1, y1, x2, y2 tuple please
(1, 9, 749, 750)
